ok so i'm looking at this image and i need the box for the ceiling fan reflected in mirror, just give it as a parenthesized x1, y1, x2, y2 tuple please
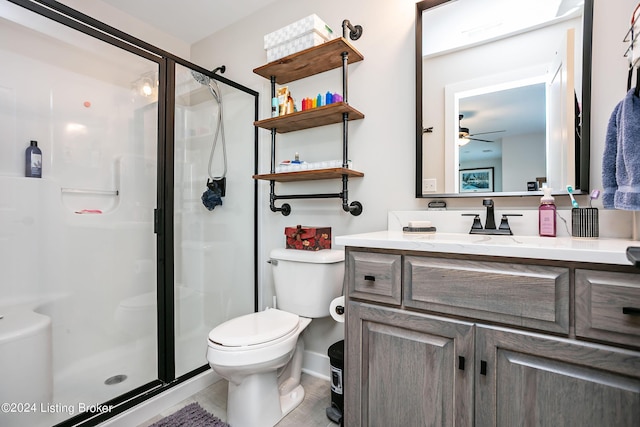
(458, 114, 505, 146)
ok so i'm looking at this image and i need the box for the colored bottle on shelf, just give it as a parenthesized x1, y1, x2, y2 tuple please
(25, 140, 42, 178)
(538, 187, 556, 237)
(326, 91, 333, 104)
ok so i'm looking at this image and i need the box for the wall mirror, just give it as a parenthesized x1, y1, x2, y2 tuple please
(415, 0, 592, 197)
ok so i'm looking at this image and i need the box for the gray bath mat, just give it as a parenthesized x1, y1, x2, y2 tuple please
(150, 402, 229, 427)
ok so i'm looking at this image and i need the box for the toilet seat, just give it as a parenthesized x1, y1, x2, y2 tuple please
(208, 309, 300, 347)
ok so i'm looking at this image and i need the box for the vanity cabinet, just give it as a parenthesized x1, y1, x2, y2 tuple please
(404, 256, 570, 334)
(575, 269, 640, 348)
(346, 301, 474, 426)
(344, 248, 640, 426)
(346, 251, 402, 305)
(476, 325, 640, 426)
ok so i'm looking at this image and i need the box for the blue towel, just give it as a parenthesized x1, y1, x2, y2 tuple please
(202, 188, 223, 210)
(602, 88, 640, 210)
(602, 101, 621, 208)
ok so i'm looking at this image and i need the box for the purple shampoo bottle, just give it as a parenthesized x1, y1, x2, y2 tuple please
(25, 140, 42, 178)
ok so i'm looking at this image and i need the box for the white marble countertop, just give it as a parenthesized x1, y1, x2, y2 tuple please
(335, 230, 639, 266)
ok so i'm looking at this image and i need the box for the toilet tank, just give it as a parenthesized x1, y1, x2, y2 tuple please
(270, 248, 344, 318)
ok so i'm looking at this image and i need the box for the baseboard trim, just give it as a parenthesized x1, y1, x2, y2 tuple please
(302, 350, 330, 381)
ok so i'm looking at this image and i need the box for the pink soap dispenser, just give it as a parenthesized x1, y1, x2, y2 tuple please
(539, 187, 556, 237)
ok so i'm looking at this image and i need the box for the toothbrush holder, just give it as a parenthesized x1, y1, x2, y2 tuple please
(571, 208, 599, 238)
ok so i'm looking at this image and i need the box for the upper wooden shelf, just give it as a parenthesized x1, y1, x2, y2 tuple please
(253, 168, 364, 182)
(254, 102, 364, 133)
(253, 38, 364, 84)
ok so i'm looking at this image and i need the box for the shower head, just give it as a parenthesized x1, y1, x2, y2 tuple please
(190, 65, 226, 86)
(190, 70, 210, 86)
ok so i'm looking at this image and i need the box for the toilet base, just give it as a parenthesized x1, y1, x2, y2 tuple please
(227, 371, 282, 427)
(226, 374, 306, 427)
(223, 334, 308, 427)
(280, 383, 305, 418)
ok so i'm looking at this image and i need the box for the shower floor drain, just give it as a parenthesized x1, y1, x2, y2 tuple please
(104, 374, 127, 385)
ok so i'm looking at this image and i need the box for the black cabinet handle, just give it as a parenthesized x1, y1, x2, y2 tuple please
(622, 307, 640, 315)
(364, 275, 375, 282)
(480, 360, 487, 376)
(458, 356, 465, 371)
(626, 246, 640, 268)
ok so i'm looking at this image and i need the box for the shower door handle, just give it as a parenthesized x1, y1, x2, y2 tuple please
(154, 209, 161, 235)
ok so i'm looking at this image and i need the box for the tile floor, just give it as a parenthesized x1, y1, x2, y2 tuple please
(138, 373, 338, 427)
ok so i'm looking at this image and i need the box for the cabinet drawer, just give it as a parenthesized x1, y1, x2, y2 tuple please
(347, 251, 401, 305)
(404, 256, 569, 334)
(576, 269, 640, 348)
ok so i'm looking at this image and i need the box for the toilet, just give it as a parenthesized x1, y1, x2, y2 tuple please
(206, 248, 344, 427)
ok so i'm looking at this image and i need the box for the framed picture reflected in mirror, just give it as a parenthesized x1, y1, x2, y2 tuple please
(460, 167, 494, 193)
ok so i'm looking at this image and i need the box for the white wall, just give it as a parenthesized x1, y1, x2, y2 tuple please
(190, 0, 638, 365)
(502, 132, 546, 192)
(56, 0, 190, 59)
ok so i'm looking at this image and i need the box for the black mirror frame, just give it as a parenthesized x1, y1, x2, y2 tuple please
(415, 0, 593, 198)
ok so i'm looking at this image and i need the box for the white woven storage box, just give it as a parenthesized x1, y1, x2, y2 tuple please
(264, 14, 334, 50)
(266, 31, 329, 62)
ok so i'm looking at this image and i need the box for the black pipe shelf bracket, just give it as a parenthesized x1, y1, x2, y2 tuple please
(253, 21, 365, 216)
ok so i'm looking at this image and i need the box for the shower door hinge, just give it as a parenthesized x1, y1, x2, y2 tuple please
(154, 208, 161, 234)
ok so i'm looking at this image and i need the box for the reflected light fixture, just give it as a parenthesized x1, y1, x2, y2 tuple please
(132, 71, 158, 98)
(458, 126, 471, 146)
(141, 77, 153, 96)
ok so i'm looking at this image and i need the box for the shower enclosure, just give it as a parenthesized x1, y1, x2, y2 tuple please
(0, 1, 257, 426)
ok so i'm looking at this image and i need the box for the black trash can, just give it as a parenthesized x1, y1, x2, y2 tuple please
(326, 340, 344, 424)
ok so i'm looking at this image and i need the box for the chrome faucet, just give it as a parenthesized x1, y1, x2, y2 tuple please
(462, 198, 522, 235)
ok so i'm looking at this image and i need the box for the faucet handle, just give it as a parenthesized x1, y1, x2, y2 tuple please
(499, 214, 523, 231)
(462, 213, 483, 230)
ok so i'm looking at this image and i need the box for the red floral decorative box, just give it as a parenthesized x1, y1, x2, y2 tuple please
(285, 225, 332, 250)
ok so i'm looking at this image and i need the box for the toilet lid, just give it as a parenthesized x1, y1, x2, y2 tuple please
(208, 309, 300, 347)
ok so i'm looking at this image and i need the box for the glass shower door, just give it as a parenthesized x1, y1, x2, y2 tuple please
(173, 63, 256, 376)
(0, 3, 160, 426)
